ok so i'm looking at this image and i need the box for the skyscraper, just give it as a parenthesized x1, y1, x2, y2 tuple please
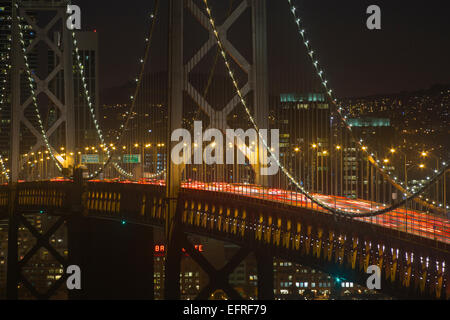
(50, 30, 100, 154)
(274, 93, 331, 194)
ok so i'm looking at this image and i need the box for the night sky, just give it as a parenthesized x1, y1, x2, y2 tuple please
(75, 0, 450, 98)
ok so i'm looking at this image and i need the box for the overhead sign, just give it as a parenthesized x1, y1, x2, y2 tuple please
(123, 154, 141, 164)
(81, 154, 100, 164)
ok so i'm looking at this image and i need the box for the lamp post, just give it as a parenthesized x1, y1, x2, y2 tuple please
(421, 151, 440, 203)
(312, 144, 318, 193)
(404, 163, 425, 232)
(335, 145, 342, 197)
(444, 168, 448, 218)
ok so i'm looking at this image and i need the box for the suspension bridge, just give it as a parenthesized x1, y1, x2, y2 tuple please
(0, 0, 449, 300)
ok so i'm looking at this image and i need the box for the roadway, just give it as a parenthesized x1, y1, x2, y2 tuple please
(181, 181, 450, 245)
(53, 178, 450, 244)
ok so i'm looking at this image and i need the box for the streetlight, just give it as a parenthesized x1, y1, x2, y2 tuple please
(311, 144, 318, 192)
(404, 162, 426, 232)
(420, 151, 440, 202)
(406, 163, 425, 188)
(335, 145, 343, 196)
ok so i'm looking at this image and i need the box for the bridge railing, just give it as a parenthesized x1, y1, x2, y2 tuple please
(85, 182, 166, 225)
(182, 181, 450, 245)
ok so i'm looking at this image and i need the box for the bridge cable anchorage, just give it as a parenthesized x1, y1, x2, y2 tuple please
(286, 0, 449, 211)
(16, 3, 65, 176)
(203, 0, 448, 218)
(72, 0, 164, 180)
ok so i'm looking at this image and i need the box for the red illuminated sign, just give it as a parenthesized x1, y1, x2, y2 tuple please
(154, 244, 204, 256)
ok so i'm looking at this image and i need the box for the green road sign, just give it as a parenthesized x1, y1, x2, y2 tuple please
(81, 154, 100, 164)
(123, 154, 141, 164)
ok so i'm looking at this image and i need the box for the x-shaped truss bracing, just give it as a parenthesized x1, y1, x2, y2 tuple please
(13, 6, 75, 173)
(185, 0, 254, 130)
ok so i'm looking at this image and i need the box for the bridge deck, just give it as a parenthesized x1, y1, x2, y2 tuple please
(111, 180, 448, 245)
(1, 180, 449, 245)
(182, 181, 450, 245)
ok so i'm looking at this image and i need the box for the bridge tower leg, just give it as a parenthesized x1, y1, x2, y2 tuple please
(256, 252, 274, 300)
(6, 184, 19, 300)
(164, 0, 184, 300)
(10, 0, 76, 181)
(6, 3, 20, 300)
(251, 0, 270, 187)
(164, 0, 271, 298)
(10, 1, 21, 183)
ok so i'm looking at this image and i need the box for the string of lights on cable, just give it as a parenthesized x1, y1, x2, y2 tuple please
(203, 0, 446, 217)
(16, 2, 64, 175)
(71, 31, 120, 179)
(72, 0, 165, 179)
(286, 0, 449, 210)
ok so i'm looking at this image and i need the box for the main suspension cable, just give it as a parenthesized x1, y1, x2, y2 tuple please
(203, 0, 448, 218)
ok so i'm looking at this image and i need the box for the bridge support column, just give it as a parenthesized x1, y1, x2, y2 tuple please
(164, 0, 184, 300)
(62, 10, 76, 172)
(6, 184, 19, 300)
(251, 0, 270, 187)
(10, 2, 20, 182)
(256, 252, 274, 300)
(163, 210, 183, 300)
(67, 169, 87, 300)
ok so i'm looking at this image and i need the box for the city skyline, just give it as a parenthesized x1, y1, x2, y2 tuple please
(0, 0, 448, 303)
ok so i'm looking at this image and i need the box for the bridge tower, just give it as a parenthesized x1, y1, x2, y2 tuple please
(165, 0, 272, 300)
(10, 0, 75, 182)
